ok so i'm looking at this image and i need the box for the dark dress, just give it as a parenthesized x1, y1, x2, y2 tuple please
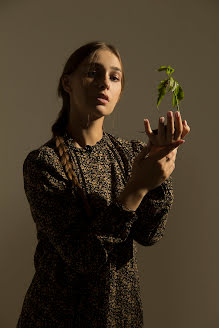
(16, 130, 174, 328)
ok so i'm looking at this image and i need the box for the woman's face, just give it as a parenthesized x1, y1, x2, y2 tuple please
(62, 49, 123, 120)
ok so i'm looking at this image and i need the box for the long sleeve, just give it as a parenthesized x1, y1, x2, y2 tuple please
(23, 146, 139, 277)
(131, 176, 174, 245)
(129, 138, 174, 246)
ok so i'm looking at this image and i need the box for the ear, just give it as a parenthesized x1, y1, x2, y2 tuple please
(61, 74, 72, 93)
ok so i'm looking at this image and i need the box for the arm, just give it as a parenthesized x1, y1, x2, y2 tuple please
(126, 138, 174, 246)
(117, 178, 148, 212)
(130, 175, 174, 245)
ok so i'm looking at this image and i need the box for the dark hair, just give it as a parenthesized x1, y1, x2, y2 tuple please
(51, 41, 125, 217)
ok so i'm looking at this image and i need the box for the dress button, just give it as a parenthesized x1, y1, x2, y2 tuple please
(86, 146, 93, 153)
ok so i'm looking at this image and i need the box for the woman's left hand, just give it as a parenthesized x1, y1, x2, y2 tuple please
(144, 111, 190, 147)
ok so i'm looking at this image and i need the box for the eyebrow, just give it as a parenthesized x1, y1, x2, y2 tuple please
(110, 66, 122, 72)
(86, 63, 122, 73)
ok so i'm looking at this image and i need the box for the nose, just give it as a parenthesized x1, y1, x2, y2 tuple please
(95, 75, 110, 90)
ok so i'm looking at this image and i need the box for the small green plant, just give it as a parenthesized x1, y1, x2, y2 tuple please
(156, 65, 184, 112)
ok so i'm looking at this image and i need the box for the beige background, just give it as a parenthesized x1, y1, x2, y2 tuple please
(1, 0, 219, 327)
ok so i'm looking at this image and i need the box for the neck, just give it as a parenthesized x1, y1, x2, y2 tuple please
(66, 113, 104, 148)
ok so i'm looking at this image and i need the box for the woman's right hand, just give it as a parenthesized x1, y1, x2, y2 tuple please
(129, 139, 184, 195)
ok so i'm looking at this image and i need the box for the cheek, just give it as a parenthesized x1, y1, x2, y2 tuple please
(76, 80, 90, 101)
(81, 78, 89, 92)
(113, 86, 122, 101)
(83, 79, 94, 96)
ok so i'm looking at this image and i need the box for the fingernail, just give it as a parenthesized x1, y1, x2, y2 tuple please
(184, 120, 187, 125)
(168, 111, 172, 117)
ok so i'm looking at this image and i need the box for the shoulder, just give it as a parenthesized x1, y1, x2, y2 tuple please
(23, 137, 68, 182)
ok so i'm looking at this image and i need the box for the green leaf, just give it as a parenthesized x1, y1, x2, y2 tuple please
(157, 88, 167, 107)
(157, 79, 169, 108)
(157, 66, 168, 72)
(175, 84, 180, 96)
(177, 85, 184, 100)
(157, 79, 169, 90)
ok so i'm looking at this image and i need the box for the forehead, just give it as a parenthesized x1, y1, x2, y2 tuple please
(83, 49, 122, 71)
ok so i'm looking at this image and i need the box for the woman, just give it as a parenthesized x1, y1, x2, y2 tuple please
(16, 41, 190, 327)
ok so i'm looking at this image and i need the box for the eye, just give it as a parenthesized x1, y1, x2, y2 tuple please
(111, 75, 120, 81)
(87, 71, 96, 77)
(86, 71, 120, 82)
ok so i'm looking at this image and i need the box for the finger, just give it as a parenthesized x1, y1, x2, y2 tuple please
(174, 111, 183, 140)
(144, 119, 153, 134)
(151, 140, 185, 161)
(181, 121, 190, 139)
(145, 140, 179, 158)
(144, 119, 157, 145)
(158, 116, 166, 144)
(166, 111, 175, 143)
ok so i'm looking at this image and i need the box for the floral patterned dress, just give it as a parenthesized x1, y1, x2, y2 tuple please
(16, 130, 174, 328)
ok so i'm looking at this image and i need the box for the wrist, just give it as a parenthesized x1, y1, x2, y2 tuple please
(118, 180, 147, 212)
(126, 178, 149, 198)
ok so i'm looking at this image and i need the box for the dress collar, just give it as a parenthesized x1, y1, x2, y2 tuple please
(63, 130, 107, 152)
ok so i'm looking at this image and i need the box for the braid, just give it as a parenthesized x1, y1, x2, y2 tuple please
(54, 134, 93, 218)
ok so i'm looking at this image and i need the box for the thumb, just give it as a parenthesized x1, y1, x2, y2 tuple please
(152, 140, 185, 161)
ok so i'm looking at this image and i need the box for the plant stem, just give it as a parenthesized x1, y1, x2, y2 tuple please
(177, 103, 180, 112)
(173, 89, 180, 113)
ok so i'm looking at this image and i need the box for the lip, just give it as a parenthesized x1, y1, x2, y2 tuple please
(96, 97, 108, 104)
(96, 93, 109, 102)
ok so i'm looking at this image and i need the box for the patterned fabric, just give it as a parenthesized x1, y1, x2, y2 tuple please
(16, 130, 174, 328)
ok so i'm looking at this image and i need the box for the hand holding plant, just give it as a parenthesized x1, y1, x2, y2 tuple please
(130, 65, 190, 194)
(144, 110, 185, 147)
